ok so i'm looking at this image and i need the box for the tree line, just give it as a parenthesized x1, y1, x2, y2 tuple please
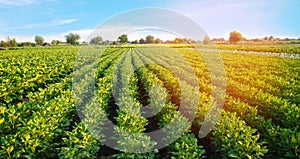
(115, 34, 201, 44)
(0, 33, 81, 48)
(1, 31, 299, 48)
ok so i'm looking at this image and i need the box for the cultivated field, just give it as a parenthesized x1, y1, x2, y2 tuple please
(0, 45, 299, 158)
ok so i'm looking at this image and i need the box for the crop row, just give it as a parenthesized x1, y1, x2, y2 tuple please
(177, 48, 300, 157)
(135, 47, 268, 158)
(0, 47, 77, 104)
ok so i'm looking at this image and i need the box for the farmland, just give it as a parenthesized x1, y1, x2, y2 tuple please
(0, 45, 299, 158)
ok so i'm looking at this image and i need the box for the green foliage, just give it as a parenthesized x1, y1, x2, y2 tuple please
(0, 37, 17, 47)
(18, 42, 33, 47)
(215, 44, 300, 54)
(118, 34, 128, 44)
(113, 126, 157, 155)
(58, 123, 101, 159)
(145, 35, 155, 44)
(169, 134, 205, 159)
(0, 47, 76, 103)
(0, 45, 299, 158)
(90, 36, 103, 45)
(65, 33, 80, 45)
(272, 127, 300, 158)
(211, 112, 268, 158)
(116, 110, 148, 133)
(51, 40, 62, 45)
(139, 38, 145, 44)
(154, 38, 161, 44)
(113, 150, 158, 159)
(35, 35, 45, 46)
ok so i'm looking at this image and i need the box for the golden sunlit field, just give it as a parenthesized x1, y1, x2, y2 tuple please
(0, 44, 299, 158)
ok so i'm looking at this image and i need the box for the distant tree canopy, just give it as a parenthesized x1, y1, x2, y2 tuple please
(118, 34, 128, 44)
(65, 33, 80, 45)
(145, 35, 155, 44)
(51, 40, 57, 45)
(155, 38, 161, 44)
(203, 35, 210, 45)
(10, 38, 17, 47)
(174, 38, 182, 44)
(90, 36, 103, 45)
(252, 38, 262, 42)
(131, 40, 138, 44)
(139, 38, 145, 44)
(35, 36, 45, 46)
(3, 31, 292, 48)
(229, 31, 243, 44)
(51, 40, 63, 45)
(173, 38, 189, 44)
(0, 36, 17, 47)
(81, 41, 88, 45)
(18, 42, 34, 47)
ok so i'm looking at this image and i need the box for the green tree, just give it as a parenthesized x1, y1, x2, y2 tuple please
(229, 31, 243, 44)
(118, 34, 128, 44)
(269, 36, 274, 41)
(65, 33, 81, 45)
(145, 35, 154, 44)
(174, 38, 185, 44)
(154, 38, 161, 44)
(203, 35, 210, 45)
(252, 38, 261, 42)
(131, 40, 138, 44)
(103, 40, 110, 45)
(81, 41, 88, 45)
(51, 40, 57, 45)
(0, 37, 17, 47)
(0, 40, 8, 47)
(1, 36, 11, 47)
(90, 36, 103, 45)
(35, 36, 45, 46)
(57, 40, 63, 45)
(139, 38, 145, 44)
(18, 42, 32, 47)
(9, 38, 17, 47)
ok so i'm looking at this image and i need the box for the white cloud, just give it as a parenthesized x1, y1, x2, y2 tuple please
(53, 19, 78, 26)
(24, 19, 78, 28)
(0, 0, 57, 7)
(0, 0, 36, 6)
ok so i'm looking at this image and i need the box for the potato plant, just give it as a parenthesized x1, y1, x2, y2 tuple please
(0, 45, 299, 158)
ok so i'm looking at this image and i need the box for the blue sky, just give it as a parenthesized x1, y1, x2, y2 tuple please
(0, 0, 299, 42)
